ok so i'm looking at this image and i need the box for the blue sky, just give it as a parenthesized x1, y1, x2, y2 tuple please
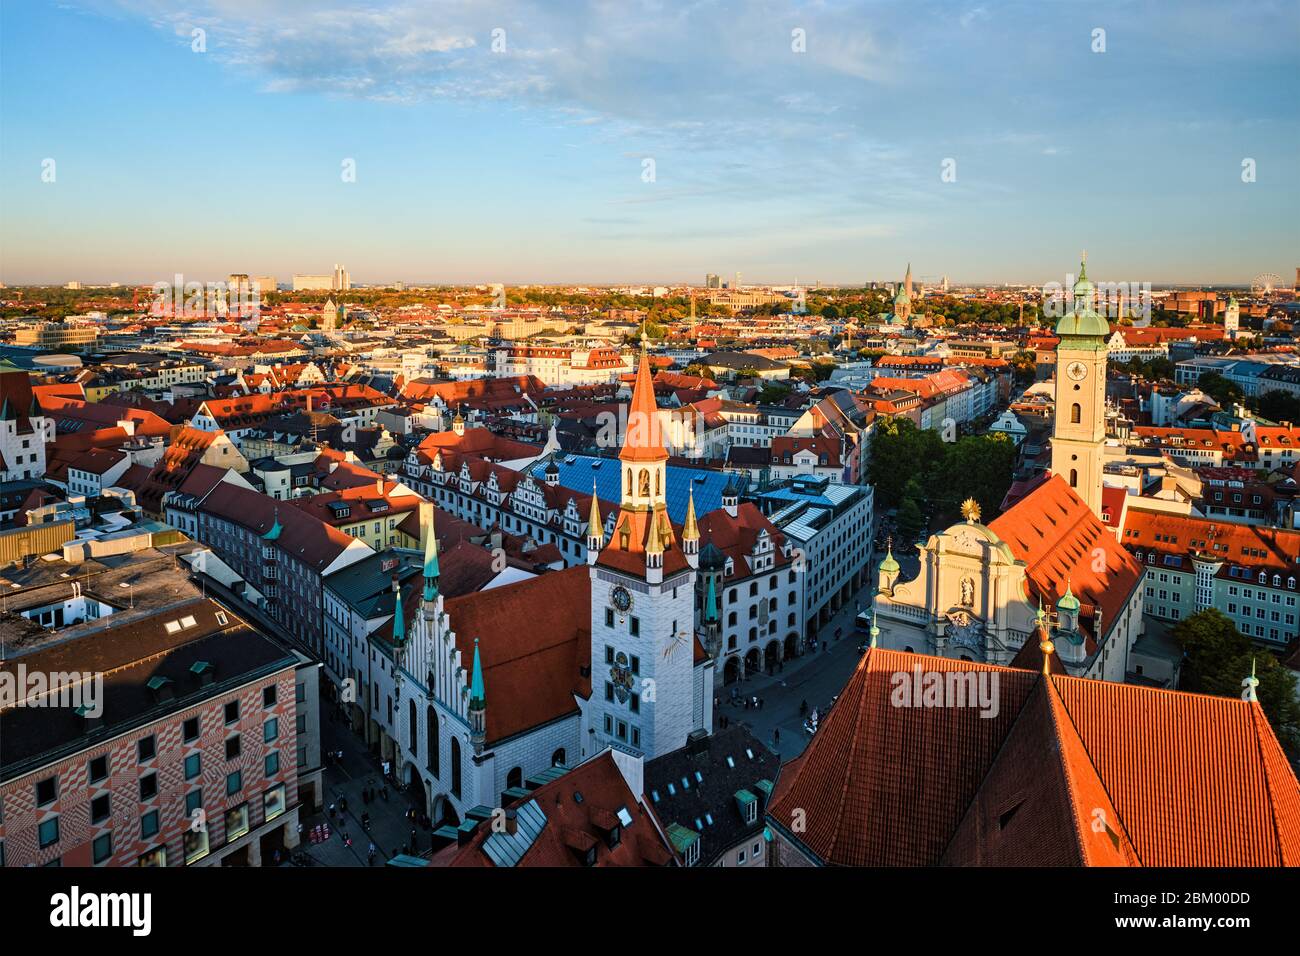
(1, 0, 1296, 286)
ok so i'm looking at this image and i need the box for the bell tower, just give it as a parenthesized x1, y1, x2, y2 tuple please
(587, 338, 702, 760)
(1051, 254, 1109, 517)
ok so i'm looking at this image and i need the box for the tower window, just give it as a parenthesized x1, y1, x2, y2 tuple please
(1070, 403, 1081, 424)
(1069, 469, 1078, 488)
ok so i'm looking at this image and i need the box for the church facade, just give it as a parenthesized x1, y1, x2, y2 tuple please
(873, 259, 1145, 681)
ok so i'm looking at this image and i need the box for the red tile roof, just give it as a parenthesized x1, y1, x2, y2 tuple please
(442, 566, 593, 745)
(770, 647, 1300, 866)
(988, 474, 1143, 648)
(440, 751, 675, 867)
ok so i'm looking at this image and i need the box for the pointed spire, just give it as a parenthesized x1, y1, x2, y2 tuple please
(869, 611, 880, 648)
(645, 513, 664, 554)
(423, 524, 440, 602)
(682, 487, 700, 541)
(620, 342, 666, 462)
(1242, 657, 1260, 703)
(586, 482, 604, 544)
(879, 536, 900, 574)
(1038, 624, 1055, 677)
(704, 573, 718, 623)
(1079, 250, 1088, 280)
(391, 577, 406, 646)
(469, 638, 485, 706)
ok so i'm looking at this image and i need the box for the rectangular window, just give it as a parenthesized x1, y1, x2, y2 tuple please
(92, 833, 113, 864)
(38, 817, 60, 848)
(184, 753, 201, 780)
(140, 773, 158, 801)
(265, 752, 280, 777)
(630, 617, 640, 637)
(88, 755, 108, 784)
(185, 789, 203, 817)
(226, 771, 242, 797)
(183, 717, 200, 742)
(91, 794, 110, 824)
(225, 700, 240, 724)
(263, 685, 278, 707)
(226, 736, 241, 760)
(225, 804, 250, 842)
(141, 810, 159, 839)
(35, 776, 58, 807)
(264, 717, 279, 743)
(264, 784, 286, 822)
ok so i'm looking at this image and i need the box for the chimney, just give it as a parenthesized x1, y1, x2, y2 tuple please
(504, 808, 518, 836)
(376, 476, 384, 496)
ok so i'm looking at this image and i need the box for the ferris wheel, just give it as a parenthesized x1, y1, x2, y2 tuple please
(1251, 272, 1283, 294)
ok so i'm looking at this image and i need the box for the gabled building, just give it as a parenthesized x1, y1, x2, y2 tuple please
(768, 645, 1300, 866)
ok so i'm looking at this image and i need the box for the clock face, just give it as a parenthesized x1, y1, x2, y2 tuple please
(1066, 361, 1088, 382)
(610, 586, 633, 613)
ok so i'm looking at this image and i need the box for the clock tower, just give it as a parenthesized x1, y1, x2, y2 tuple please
(1050, 255, 1110, 517)
(587, 340, 705, 760)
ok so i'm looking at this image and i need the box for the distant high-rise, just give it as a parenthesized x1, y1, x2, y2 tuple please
(252, 275, 277, 297)
(1224, 296, 1239, 339)
(705, 273, 721, 289)
(293, 267, 349, 292)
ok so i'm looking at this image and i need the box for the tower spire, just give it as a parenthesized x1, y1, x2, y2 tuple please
(391, 576, 406, 647)
(423, 522, 440, 603)
(468, 638, 486, 754)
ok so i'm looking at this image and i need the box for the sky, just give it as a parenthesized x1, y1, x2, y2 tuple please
(0, 0, 1296, 287)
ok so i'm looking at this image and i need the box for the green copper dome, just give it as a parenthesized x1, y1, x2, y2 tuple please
(1056, 584, 1080, 613)
(879, 545, 900, 575)
(1055, 257, 1110, 339)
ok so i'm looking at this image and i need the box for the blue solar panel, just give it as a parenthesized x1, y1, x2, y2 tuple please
(531, 455, 746, 524)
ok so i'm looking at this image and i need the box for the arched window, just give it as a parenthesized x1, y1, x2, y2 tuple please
(551, 748, 566, 768)
(638, 469, 650, 497)
(625, 470, 631, 496)
(506, 766, 523, 791)
(450, 737, 462, 799)
(408, 699, 418, 756)
(426, 705, 439, 778)
(1069, 468, 1078, 487)
(728, 611, 737, 626)
(655, 470, 661, 496)
(1070, 403, 1081, 424)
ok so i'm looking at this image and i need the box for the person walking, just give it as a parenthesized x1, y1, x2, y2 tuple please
(774, 728, 780, 746)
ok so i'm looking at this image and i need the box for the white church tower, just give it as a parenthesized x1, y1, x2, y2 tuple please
(588, 341, 704, 759)
(1050, 255, 1110, 518)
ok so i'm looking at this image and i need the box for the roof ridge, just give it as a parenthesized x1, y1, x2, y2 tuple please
(1042, 674, 1144, 865)
(1246, 702, 1300, 866)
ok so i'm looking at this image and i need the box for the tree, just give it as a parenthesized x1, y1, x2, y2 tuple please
(895, 478, 926, 543)
(1173, 609, 1300, 755)
(683, 363, 712, 380)
(1256, 389, 1300, 424)
(868, 417, 946, 511)
(1196, 372, 1243, 409)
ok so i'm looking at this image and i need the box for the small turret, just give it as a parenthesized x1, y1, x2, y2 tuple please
(1054, 583, 1086, 667)
(586, 482, 604, 565)
(452, 406, 466, 437)
(878, 537, 900, 594)
(682, 488, 700, 566)
(390, 575, 407, 650)
(721, 476, 739, 518)
(544, 455, 560, 486)
(468, 638, 486, 755)
(422, 515, 440, 615)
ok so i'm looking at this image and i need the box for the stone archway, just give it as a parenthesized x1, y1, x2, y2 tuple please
(723, 656, 740, 685)
(764, 640, 781, 673)
(431, 795, 460, 829)
(744, 647, 760, 676)
(784, 632, 799, 660)
(407, 764, 427, 815)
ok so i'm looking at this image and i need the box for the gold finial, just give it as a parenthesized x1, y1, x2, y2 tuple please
(960, 497, 981, 523)
(1039, 636, 1055, 676)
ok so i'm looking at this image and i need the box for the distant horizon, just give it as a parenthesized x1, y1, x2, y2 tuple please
(2, 1, 1295, 285)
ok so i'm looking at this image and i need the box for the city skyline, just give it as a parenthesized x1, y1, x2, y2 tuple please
(1, 0, 1296, 286)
